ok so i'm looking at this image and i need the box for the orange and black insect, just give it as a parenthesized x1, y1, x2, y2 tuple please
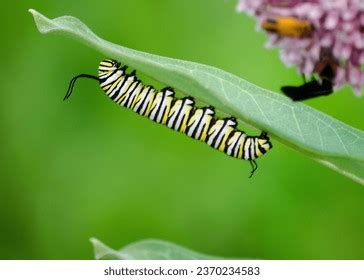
(281, 49, 338, 101)
(261, 16, 313, 38)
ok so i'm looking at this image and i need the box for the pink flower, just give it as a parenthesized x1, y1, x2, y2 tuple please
(237, 0, 364, 96)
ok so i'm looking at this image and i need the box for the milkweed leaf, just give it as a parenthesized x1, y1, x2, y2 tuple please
(29, 9, 364, 185)
(90, 238, 220, 260)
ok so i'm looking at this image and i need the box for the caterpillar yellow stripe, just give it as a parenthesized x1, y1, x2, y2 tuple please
(64, 59, 273, 177)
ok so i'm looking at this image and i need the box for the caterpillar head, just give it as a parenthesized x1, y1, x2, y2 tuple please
(98, 59, 120, 78)
(257, 131, 272, 154)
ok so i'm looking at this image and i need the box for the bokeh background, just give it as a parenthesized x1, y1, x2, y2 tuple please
(1, 0, 364, 260)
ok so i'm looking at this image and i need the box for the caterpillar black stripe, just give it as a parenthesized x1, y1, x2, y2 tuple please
(64, 59, 273, 177)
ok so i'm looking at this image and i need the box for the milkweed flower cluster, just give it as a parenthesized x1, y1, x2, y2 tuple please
(237, 0, 364, 96)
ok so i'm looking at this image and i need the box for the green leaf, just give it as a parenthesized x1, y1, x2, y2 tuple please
(90, 238, 220, 260)
(29, 9, 364, 185)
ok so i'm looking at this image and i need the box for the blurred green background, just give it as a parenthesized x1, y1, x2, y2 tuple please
(1, 0, 364, 260)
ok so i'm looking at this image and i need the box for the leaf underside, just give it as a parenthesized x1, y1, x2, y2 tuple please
(90, 238, 221, 260)
(29, 9, 364, 185)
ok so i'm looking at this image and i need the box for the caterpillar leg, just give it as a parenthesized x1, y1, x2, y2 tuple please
(249, 160, 258, 178)
(259, 131, 268, 139)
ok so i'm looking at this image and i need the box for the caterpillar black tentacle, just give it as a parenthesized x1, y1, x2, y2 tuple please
(65, 59, 273, 177)
(64, 74, 98, 101)
(249, 160, 258, 178)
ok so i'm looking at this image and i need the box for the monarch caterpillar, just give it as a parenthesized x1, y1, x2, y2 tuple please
(261, 16, 313, 38)
(65, 59, 273, 177)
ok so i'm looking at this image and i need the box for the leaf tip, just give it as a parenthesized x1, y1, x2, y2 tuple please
(28, 8, 36, 14)
(90, 237, 104, 251)
(28, 8, 42, 22)
(90, 237, 117, 260)
(29, 8, 54, 34)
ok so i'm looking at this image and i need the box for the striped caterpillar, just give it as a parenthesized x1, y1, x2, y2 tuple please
(65, 59, 273, 177)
